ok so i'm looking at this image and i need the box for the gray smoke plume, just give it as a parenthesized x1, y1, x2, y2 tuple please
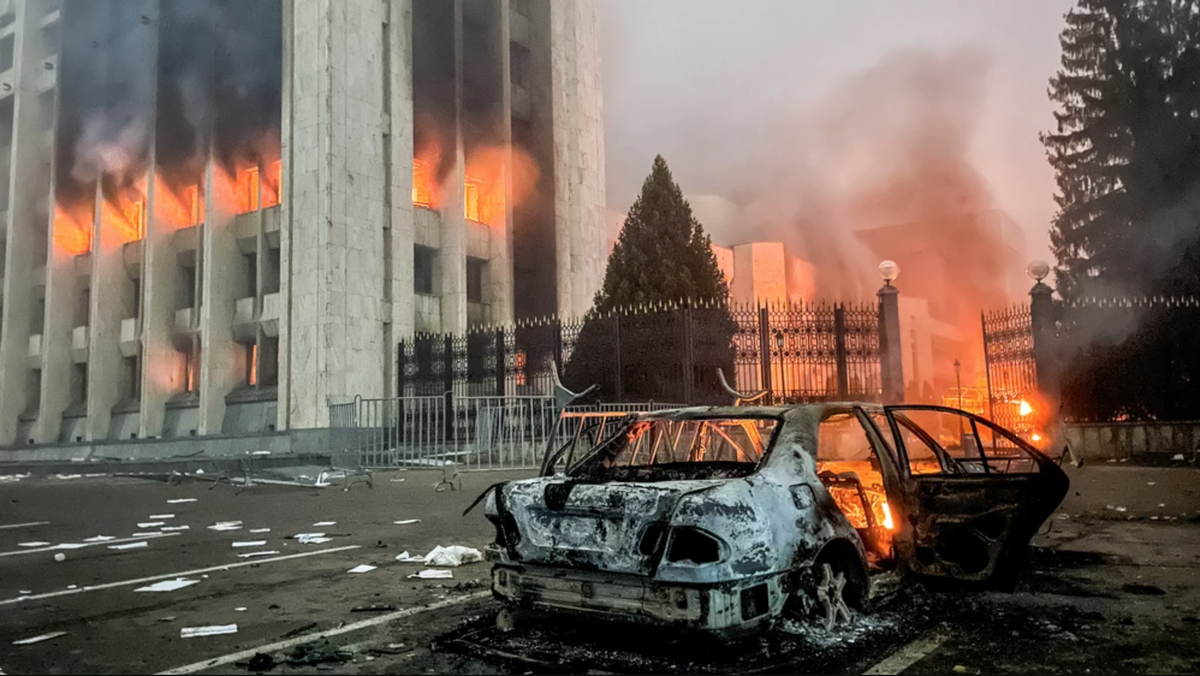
(56, 0, 282, 203)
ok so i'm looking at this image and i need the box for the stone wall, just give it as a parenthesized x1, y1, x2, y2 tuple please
(1065, 421, 1200, 460)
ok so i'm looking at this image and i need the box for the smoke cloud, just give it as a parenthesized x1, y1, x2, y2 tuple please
(56, 0, 282, 204)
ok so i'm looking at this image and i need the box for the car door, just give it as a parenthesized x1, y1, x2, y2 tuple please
(881, 405, 1069, 584)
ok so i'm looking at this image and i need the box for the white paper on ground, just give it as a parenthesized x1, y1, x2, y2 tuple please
(208, 522, 243, 531)
(54, 543, 88, 550)
(82, 535, 116, 542)
(422, 545, 483, 567)
(167, 498, 198, 504)
(149, 514, 175, 520)
(160, 526, 190, 532)
(312, 521, 337, 527)
(235, 606, 248, 611)
(180, 624, 238, 638)
(12, 631, 68, 645)
(390, 478, 406, 482)
(236, 550, 280, 558)
(249, 528, 271, 533)
(131, 532, 162, 537)
(135, 578, 200, 592)
(137, 522, 166, 528)
(54, 474, 82, 480)
(231, 541, 267, 548)
(393, 519, 421, 525)
(299, 536, 331, 544)
(108, 541, 149, 551)
(251, 450, 271, 456)
(408, 569, 452, 580)
(293, 532, 329, 544)
(395, 551, 425, 562)
(347, 564, 377, 574)
(17, 542, 51, 547)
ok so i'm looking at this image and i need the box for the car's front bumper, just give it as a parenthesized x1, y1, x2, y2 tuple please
(491, 563, 787, 634)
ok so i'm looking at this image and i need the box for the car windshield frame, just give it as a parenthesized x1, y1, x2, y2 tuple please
(563, 412, 786, 479)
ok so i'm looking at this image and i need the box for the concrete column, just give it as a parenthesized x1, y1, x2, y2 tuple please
(385, 0, 415, 398)
(490, 0, 515, 326)
(197, 157, 241, 435)
(1030, 280, 1057, 399)
(284, 0, 390, 428)
(86, 184, 131, 440)
(549, 0, 605, 320)
(877, 282, 904, 404)
(0, 0, 54, 445)
(141, 170, 185, 437)
(440, 0, 467, 335)
(277, 0, 294, 430)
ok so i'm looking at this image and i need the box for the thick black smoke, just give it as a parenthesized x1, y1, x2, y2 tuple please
(55, 0, 282, 205)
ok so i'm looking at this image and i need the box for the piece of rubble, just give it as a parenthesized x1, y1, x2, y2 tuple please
(422, 545, 482, 567)
(408, 569, 453, 580)
(137, 522, 166, 528)
(249, 528, 271, 533)
(347, 564, 377, 574)
(395, 551, 424, 563)
(108, 541, 149, 551)
(236, 550, 281, 558)
(208, 521, 243, 531)
(313, 521, 337, 527)
(149, 514, 175, 520)
(12, 631, 67, 645)
(135, 578, 200, 593)
(18, 542, 51, 547)
(351, 604, 397, 613)
(286, 640, 352, 666)
(1173, 453, 1186, 461)
(393, 519, 421, 525)
(181, 624, 238, 638)
(292, 533, 331, 544)
(231, 541, 268, 548)
(167, 498, 197, 504)
(82, 535, 116, 542)
(161, 526, 190, 532)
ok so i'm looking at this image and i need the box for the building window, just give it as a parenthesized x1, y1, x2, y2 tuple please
(75, 288, 89, 327)
(414, 245, 435, 295)
(71, 363, 87, 405)
(260, 337, 279, 387)
(244, 252, 257, 298)
(123, 356, 140, 401)
(510, 42, 531, 88)
(246, 343, 258, 386)
(464, 178, 482, 222)
(181, 264, 197, 309)
(467, 257, 486, 303)
(264, 246, 281, 294)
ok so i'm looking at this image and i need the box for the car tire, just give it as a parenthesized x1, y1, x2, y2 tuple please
(783, 547, 866, 631)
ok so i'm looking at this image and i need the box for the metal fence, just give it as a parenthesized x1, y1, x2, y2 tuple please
(329, 395, 681, 472)
(981, 304, 1038, 431)
(399, 300, 884, 407)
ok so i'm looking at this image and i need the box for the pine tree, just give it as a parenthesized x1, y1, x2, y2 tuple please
(595, 155, 730, 310)
(563, 156, 735, 402)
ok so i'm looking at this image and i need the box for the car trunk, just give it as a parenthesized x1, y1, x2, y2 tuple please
(502, 478, 725, 575)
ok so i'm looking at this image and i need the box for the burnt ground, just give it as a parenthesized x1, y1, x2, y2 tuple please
(0, 463, 1198, 675)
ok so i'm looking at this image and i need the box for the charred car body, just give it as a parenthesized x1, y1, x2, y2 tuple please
(476, 403, 1069, 635)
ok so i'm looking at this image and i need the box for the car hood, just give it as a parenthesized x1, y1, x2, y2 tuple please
(499, 476, 728, 575)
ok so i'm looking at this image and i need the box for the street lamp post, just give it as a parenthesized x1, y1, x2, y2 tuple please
(954, 358, 964, 446)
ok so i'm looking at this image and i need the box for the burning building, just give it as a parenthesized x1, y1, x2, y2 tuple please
(0, 0, 605, 447)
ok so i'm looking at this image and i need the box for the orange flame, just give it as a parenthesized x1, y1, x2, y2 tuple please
(53, 203, 93, 256)
(1019, 399, 1033, 417)
(261, 159, 282, 209)
(153, 175, 205, 229)
(413, 138, 443, 209)
(100, 179, 149, 245)
(462, 144, 540, 226)
(212, 161, 262, 216)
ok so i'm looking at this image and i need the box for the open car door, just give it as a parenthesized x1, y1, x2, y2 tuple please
(881, 405, 1069, 586)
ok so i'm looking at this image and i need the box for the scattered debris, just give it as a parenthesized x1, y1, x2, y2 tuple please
(108, 541, 149, 551)
(137, 521, 166, 528)
(286, 640, 352, 666)
(347, 564, 377, 574)
(1147, 482, 1156, 486)
(235, 607, 248, 612)
(167, 498, 198, 504)
(409, 569, 453, 580)
(251, 450, 272, 456)
(393, 519, 421, 525)
(131, 531, 162, 537)
(390, 478, 406, 483)
(375, 540, 388, 548)
(249, 528, 271, 534)
(82, 535, 116, 542)
(54, 474, 82, 480)
(208, 521, 244, 531)
(158, 616, 177, 623)
(1122, 583, 1166, 596)
(53, 553, 65, 562)
(313, 521, 337, 527)
(237, 550, 281, 559)
(161, 526, 190, 532)
(292, 533, 331, 544)
(395, 551, 424, 563)
(149, 514, 175, 520)
(54, 543, 87, 550)
(279, 622, 318, 639)
(18, 541, 51, 547)
(351, 604, 397, 613)
(135, 578, 200, 593)
(12, 631, 68, 645)
(422, 545, 482, 567)
(245, 653, 276, 672)
(366, 644, 412, 656)
(181, 624, 238, 638)
(232, 541, 269, 548)
(1174, 453, 1186, 461)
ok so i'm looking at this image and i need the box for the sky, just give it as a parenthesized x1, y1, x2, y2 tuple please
(598, 0, 1076, 264)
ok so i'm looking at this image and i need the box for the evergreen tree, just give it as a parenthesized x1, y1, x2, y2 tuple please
(563, 156, 735, 402)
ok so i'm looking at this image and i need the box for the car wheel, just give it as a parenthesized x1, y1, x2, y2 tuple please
(784, 553, 862, 631)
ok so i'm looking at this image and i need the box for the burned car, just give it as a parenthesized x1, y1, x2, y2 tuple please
(475, 404, 1069, 635)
